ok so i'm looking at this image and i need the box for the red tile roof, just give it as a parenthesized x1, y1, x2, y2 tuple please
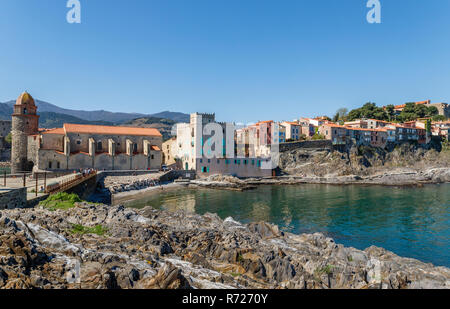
(41, 128, 65, 135)
(63, 124, 162, 137)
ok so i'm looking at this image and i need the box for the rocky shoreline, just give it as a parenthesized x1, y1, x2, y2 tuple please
(187, 168, 450, 190)
(0, 203, 449, 289)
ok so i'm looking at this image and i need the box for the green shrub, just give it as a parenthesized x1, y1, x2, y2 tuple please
(442, 138, 450, 152)
(40, 192, 82, 211)
(312, 133, 325, 140)
(70, 224, 108, 236)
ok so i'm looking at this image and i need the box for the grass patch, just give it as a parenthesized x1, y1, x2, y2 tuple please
(442, 138, 450, 152)
(40, 192, 82, 211)
(315, 264, 335, 276)
(70, 224, 108, 236)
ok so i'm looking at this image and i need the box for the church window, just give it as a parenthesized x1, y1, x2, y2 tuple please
(97, 141, 103, 151)
(48, 161, 52, 169)
(57, 162, 60, 169)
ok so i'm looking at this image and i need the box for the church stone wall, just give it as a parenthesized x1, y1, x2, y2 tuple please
(38, 150, 68, 170)
(94, 154, 113, 170)
(68, 153, 93, 170)
(41, 134, 64, 152)
(67, 133, 162, 155)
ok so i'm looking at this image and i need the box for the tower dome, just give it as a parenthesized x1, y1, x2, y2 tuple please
(15, 91, 36, 106)
(13, 91, 37, 115)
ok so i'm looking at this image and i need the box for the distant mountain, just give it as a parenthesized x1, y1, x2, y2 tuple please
(150, 111, 190, 123)
(39, 112, 114, 129)
(0, 99, 190, 123)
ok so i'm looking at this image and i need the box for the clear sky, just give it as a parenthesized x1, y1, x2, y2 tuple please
(1, 0, 449, 123)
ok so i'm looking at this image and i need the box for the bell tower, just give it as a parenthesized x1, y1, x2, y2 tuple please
(11, 91, 39, 174)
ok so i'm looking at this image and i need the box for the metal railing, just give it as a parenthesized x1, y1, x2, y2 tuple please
(45, 170, 98, 195)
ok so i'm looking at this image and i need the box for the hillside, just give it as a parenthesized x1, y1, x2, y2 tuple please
(123, 117, 177, 141)
(38, 112, 114, 128)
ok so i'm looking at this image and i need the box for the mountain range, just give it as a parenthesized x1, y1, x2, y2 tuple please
(0, 99, 189, 140)
(0, 99, 189, 123)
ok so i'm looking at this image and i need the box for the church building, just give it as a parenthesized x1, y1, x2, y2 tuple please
(11, 92, 162, 173)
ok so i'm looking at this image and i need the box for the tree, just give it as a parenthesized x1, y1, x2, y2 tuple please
(333, 112, 340, 123)
(336, 108, 348, 119)
(432, 115, 446, 122)
(414, 104, 428, 118)
(385, 105, 395, 121)
(5, 133, 12, 145)
(347, 102, 388, 121)
(427, 106, 438, 116)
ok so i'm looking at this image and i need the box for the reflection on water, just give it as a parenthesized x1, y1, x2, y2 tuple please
(125, 183, 450, 267)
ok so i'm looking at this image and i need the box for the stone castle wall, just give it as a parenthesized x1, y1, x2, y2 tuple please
(0, 187, 27, 210)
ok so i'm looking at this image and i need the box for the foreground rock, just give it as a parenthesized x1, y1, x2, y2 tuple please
(191, 175, 257, 190)
(1, 204, 449, 289)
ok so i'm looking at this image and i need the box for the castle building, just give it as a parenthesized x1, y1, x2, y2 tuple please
(11, 92, 162, 173)
(176, 113, 273, 178)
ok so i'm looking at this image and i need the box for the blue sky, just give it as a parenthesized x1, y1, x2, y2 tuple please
(1, 0, 449, 123)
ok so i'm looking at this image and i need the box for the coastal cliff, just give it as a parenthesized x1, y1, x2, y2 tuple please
(278, 143, 450, 185)
(1, 203, 448, 289)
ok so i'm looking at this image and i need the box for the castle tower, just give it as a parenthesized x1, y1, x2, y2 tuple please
(11, 92, 39, 174)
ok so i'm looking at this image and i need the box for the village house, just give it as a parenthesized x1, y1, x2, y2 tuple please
(382, 126, 397, 143)
(280, 121, 302, 141)
(318, 123, 348, 145)
(431, 121, 450, 141)
(299, 120, 315, 137)
(162, 137, 180, 168)
(347, 128, 373, 147)
(390, 124, 420, 144)
(344, 119, 389, 129)
(403, 121, 429, 144)
(344, 120, 368, 129)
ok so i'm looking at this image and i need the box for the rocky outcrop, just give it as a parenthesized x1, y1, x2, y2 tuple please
(0, 203, 449, 289)
(278, 144, 450, 185)
(191, 175, 257, 191)
(103, 174, 164, 194)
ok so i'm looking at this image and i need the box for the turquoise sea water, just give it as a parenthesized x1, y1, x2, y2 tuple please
(125, 184, 450, 267)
